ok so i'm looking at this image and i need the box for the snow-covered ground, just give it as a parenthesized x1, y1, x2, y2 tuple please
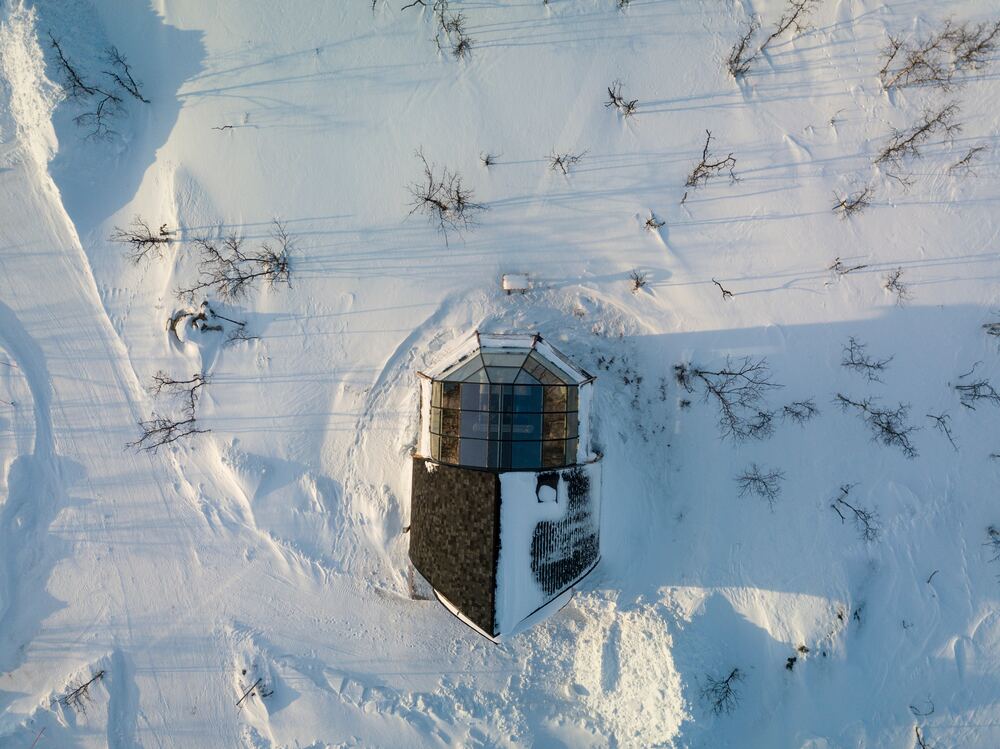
(1, 0, 999, 745)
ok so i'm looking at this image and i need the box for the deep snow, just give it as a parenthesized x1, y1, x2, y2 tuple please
(1, 0, 1000, 746)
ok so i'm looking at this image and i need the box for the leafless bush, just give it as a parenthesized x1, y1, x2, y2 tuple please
(712, 278, 734, 300)
(828, 257, 869, 275)
(914, 725, 932, 749)
(830, 484, 881, 542)
(677, 357, 781, 441)
(727, 19, 760, 78)
(761, 0, 822, 50)
(782, 399, 819, 424)
(48, 34, 148, 139)
(644, 213, 665, 231)
(949, 144, 989, 176)
(833, 186, 874, 217)
(408, 150, 485, 242)
(109, 216, 174, 263)
(686, 130, 737, 187)
(59, 670, 105, 713)
(955, 379, 1000, 409)
(177, 221, 292, 301)
(440, 12, 474, 60)
(628, 269, 648, 293)
(875, 104, 962, 166)
(128, 372, 210, 453)
(701, 668, 743, 715)
(480, 151, 500, 168)
(880, 19, 1000, 90)
(983, 321, 1000, 338)
(605, 80, 638, 117)
(926, 412, 957, 451)
(407, 151, 485, 243)
(549, 150, 586, 175)
(883, 267, 911, 305)
(736, 464, 785, 508)
(169, 301, 256, 347)
(841, 337, 893, 383)
(834, 393, 918, 458)
(986, 525, 1000, 563)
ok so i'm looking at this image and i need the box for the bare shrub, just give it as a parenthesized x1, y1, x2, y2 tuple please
(701, 668, 743, 715)
(549, 150, 587, 175)
(677, 357, 781, 441)
(645, 212, 665, 231)
(128, 372, 210, 453)
(727, 19, 760, 78)
(480, 151, 500, 168)
(986, 525, 1000, 563)
(103, 46, 149, 103)
(712, 278, 734, 300)
(914, 725, 932, 749)
(883, 267, 911, 305)
(830, 484, 881, 542)
(875, 104, 961, 166)
(686, 130, 737, 187)
(109, 216, 174, 263)
(833, 186, 874, 217)
(841, 336, 893, 383)
(736, 464, 785, 508)
(955, 379, 1000, 409)
(177, 221, 292, 301)
(782, 399, 819, 424)
(828, 257, 869, 275)
(880, 19, 1000, 91)
(761, 0, 822, 50)
(926, 412, 957, 451)
(605, 80, 638, 117)
(949, 144, 989, 176)
(408, 150, 485, 243)
(834, 393, 918, 458)
(60, 670, 105, 712)
(629, 269, 648, 293)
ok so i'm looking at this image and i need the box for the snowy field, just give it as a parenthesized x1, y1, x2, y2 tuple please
(1, 0, 1000, 746)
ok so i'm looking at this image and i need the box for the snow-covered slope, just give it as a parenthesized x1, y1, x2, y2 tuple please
(1, 0, 999, 746)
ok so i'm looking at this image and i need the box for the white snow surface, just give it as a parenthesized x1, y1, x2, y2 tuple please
(0, 0, 999, 746)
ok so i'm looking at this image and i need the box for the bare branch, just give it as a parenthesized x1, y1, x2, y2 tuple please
(833, 186, 874, 217)
(761, 0, 822, 50)
(727, 19, 760, 78)
(736, 464, 785, 508)
(548, 150, 587, 175)
(59, 670, 105, 713)
(644, 212, 665, 231)
(686, 130, 737, 187)
(955, 379, 1000, 410)
(679, 357, 782, 441)
(605, 79, 638, 117)
(841, 337, 893, 383)
(782, 399, 819, 424)
(875, 103, 962, 166)
(176, 221, 292, 300)
(926, 412, 957, 451)
(883, 267, 911, 305)
(408, 149, 485, 243)
(830, 484, 881, 542)
(828, 257, 869, 275)
(712, 278, 734, 300)
(109, 216, 174, 263)
(103, 46, 149, 103)
(949, 144, 989, 176)
(629, 269, 648, 293)
(701, 668, 743, 715)
(835, 393, 919, 458)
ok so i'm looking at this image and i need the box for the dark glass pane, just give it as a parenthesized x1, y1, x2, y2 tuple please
(440, 408, 460, 436)
(461, 410, 492, 439)
(460, 438, 489, 467)
(511, 441, 540, 469)
(488, 366, 520, 383)
(499, 411, 513, 437)
(440, 436, 459, 464)
(567, 412, 579, 437)
(512, 412, 542, 440)
(441, 381, 461, 409)
(443, 355, 484, 382)
(461, 382, 490, 411)
(487, 439, 501, 469)
(567, 387, 578, 411)
(542, 440, 564, 467)
(565, 438, 579, 464)
(515, 369, 540, 385)
(544, 385, 567, 412)
(513, 384, 543, 413)
(499, 439, 512, 470)
(543, 412, 567, 440)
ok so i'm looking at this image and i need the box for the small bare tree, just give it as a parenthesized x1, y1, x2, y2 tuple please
(949, 144, 989, 176)
(955, 379, 1000, 409)
(60, 670, 106, 713)
(880, 19, 1000, 91)
(701, 668, 743, 715)
(605, 80, 638, 117)
(875, 103, 962, 166)
(644, 212, 665, 231)
(841, 337, 893, 383)
(549, 150, 587, 175)
(128, 372, 210, 453)
(782, 399, 819, 424)
(686, 131, 737, 187)
(629, 269, 648, 293)
(177, 222, 292, 301)
(103, 46, 149, 103)
(883, 267, 911, 305)
(834, 393, 919, 458)
(480, 151, 500, 168)
(736, 464, 784, 508)
(828, 257, 869, 276)
(408, 150, 485, 243)
(926, 412, 957, 451)
(677, 357, 781, 441)
(986, 525, 1000, 563)
(727, 19, 760, 78)
(830, 484, 881, 542)
(833, 186, 874, 217)
(109, 216, 174, 263)
(761, 0, 822, 51)
(712, 278, 734, 300)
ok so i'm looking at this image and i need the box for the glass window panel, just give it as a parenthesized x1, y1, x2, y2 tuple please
(441, 382, 461, 409)
(565, 438, 578, 465)
(487, 439, 502, 469)
(430, 407, 442, 433)
(544, 386, 567, 412)
(481, 352, 528, 368)
(488, 366, 520, 383)
(460, 438, 488, 468)
(515, 369, 540, 385)
(430, 433, 440, 459)
(511, 441, 540, 470)
(440, 408, 460, 436)
(499, 439, 512, 470)
(543, 412, 567, 440)
(431, 381, 442, 407)
(442, 355, 484, 382)
(567, 412, 579, 437)
(512, 412, 542, 440)
(461, 382, 490, 411)
(567, 387, 578, 411)
(542, 440, 564, 468)
(489, 384, 503, 412)
(461, 410, 492, 439)
(513, 385, 543, 413)
(469, 367, 490, 383)
(440, 436, 459, 464)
